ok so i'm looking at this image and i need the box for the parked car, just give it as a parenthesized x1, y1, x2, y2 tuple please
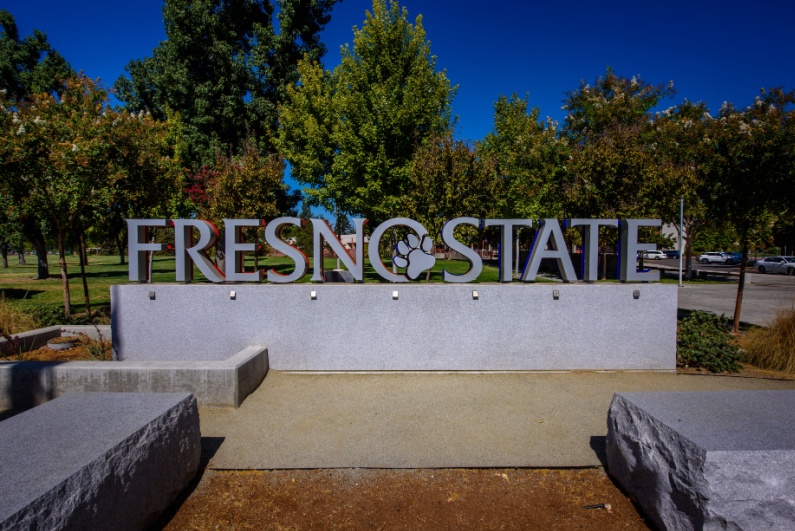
(664, 250, 680, 259)
(641, 250, 667, 260)
(756, 256, 795, 275)
(722, 252, 743, 265)
(697, 252, 727, 264)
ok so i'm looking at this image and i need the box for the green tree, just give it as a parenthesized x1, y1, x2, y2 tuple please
(704, 88, 795, 332)
(0, 9, 73, 279)
(93, 108, 188, 265)
(563, 69, 676, 219)
(479, 94, 567, 220)
(0, 76, 184, 317)
(651, 100, 715, 277)
(0, 9, 72, 102)
(115, 0, 338, 167)
(561, 70, 676, 277)
(404, 134, 499, 246)
(278, 0, 456, 225)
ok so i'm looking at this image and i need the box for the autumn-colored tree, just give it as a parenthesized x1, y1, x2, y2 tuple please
(205, 139, 299, 270)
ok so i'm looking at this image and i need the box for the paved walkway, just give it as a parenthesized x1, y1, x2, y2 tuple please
(200, 371, 795, 469)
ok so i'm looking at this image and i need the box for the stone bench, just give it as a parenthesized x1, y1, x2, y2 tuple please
(0, 392, 200, 530)
(0, 345, 268, 409)
(606, 391, 795, 530)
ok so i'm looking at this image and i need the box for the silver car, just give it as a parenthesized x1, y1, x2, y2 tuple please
(641, 250, 667, 260)
(697, 252, 727, 264)
(756, 256, 795, 275)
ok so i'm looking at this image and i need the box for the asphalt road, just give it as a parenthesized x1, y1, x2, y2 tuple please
(676, 274, 795, 326)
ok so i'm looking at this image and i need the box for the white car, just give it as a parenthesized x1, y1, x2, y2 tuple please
(641, 250, 666, 260)
(756, 256, 795, 275)
(697, 252, 727, 264)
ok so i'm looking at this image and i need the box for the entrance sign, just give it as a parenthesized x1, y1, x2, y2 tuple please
(127, 216, 662, 284)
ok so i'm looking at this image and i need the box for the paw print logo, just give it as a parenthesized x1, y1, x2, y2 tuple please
(394, 233, 436, 279)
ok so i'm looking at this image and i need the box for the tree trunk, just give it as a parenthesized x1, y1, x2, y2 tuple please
(0, 244, 8, 268)
(17, 249, 26, 265)
(79, 232, 89, 266)
(732, 242, 749, 334)
(58, 231, 71, 318)
(117, 230, 126, 265)
(601, 244, 607, 280)
(79, 232, 91, 320)
(685, 239, 694, 280)
(33, 240, 49, 280)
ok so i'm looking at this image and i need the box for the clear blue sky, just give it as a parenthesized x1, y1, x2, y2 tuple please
(8, 0, 795, 141)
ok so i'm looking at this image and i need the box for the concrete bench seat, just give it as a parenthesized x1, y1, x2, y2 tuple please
(0, 392, 200, 530)
(606, 391, 795, 530)
(0, 345, 268, 409)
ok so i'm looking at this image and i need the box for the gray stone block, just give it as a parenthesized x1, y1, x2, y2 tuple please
(606, 391, 795, 530)
(112, 283, 677, 370)
(0, 392, 200, 530)
(0, 345, 268, 408)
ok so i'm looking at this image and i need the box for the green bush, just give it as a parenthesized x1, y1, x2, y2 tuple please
(677, 311, 744, 373)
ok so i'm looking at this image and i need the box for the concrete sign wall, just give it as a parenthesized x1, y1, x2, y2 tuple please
(112, 284, 676, 371)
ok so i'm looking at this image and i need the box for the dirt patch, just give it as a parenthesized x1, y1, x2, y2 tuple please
(156, 468, 651, 530)
(1, 334, 113, 362)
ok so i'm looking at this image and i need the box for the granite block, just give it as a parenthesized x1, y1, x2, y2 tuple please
(0, 346, 268, 408)
(606, 391, 795, 530)
(0, 392, 200, 530)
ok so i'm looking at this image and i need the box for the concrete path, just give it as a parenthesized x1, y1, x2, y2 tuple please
(677, 274, 795, 326)
(199, 371, 795, 469)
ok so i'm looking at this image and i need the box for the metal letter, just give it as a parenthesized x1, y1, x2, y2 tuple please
(619, 219, 661, 282)
(440, 217, 483, 283)
(126, 219, 170, 282)
(264, 217, 309, 283)
(569, 219, 619, 282)
(224, 219, 264, 282)
(310, 218, 368, 282)
(484, 219, 533, 282)
(521, 219, 577, 282)
(368, 218, 429, 283)
(172, 219, 225, 283)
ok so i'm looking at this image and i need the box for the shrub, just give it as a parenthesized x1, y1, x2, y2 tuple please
(31, 306, 111, 327)
(78, 332, 114, 361)
(741, 307, 795, 374)
(677, 311, 744, 373)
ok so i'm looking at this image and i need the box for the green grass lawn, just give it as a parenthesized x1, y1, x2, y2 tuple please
(0, 253, 503, 316)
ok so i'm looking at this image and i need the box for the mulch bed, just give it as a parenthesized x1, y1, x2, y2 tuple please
(155, 468, 651, 530)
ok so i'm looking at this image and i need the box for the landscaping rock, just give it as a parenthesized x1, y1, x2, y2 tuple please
(0, 392, 200, 530)
(606, 391, 795, 530)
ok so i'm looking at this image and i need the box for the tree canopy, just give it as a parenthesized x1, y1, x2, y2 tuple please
(278, 0, 457, 225)
(115, 0, 338, 167)
(0, 9, 72, 103)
